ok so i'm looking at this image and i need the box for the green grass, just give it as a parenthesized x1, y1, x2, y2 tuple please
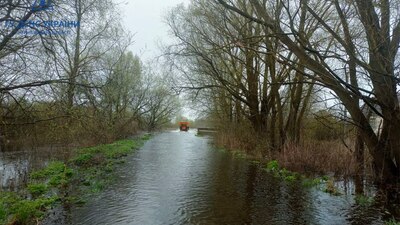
(30, 161, 74, 190)
(141, 134, 152, 141)
(218, 150, 337, 194)
(71, 139, 144, 165)
(0, 192, 59, 225)
(0, 134, 152, 225)
(302, 178, 324, 187)
(0, 161, 73, 225)
(263, 160, 337, 192)
(72, 134, 151, 194)
(27, 183, 48, 197)
(386, 219, 400, 225)
(266, 160, 280, 172)
(72, 153, 93, 166)
(264, 160, 301, 183)
(355, 194, 375, 207)
(0, 192, 17, 224)
(10, 197, 59, 224)
(69, 136, 149, 196)
(30, 162, 73, 180)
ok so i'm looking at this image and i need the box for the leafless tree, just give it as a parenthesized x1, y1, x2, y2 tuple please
(216, 0, 400, 183)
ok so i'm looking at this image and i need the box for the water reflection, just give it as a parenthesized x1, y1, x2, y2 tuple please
(0, 146, 72, 191)
(68, 131, 392, 225)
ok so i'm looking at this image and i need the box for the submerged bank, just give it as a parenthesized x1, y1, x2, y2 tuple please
(213, 143, 400, 224)
(0, 134, 151, 225)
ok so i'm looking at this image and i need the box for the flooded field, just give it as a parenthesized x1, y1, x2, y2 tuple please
(0, 146, 72, 192)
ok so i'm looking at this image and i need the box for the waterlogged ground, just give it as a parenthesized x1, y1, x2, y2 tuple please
(0, 146, 72, 192)
(65, 131, 388, 225)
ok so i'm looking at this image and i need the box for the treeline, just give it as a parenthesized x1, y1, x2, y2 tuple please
(165, 0, 400, 184)
(0, 0, 179, 147)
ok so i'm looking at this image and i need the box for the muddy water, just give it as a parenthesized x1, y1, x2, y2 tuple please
(0, 146, 72, 191)
(67, 131, 389, 225)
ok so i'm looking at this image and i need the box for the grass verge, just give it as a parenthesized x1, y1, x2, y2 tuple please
(0, 134, 151, 225)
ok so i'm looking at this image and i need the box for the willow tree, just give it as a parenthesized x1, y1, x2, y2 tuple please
(166, 0, 316, 152)
(40, 0, 124, 112)
(216, 0, 400, 183)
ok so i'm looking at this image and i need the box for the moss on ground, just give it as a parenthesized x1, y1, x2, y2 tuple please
(0, 134, 151, 225)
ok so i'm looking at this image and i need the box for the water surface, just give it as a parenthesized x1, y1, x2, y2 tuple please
(0, 146, 71, 191)
(68, 131, 387, 225)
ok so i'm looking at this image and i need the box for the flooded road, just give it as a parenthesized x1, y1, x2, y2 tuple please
(68, 131, 387, 225)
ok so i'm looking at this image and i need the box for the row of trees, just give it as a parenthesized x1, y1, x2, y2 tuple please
(165, 0, 400, 184)
(0, 0, 179, 146)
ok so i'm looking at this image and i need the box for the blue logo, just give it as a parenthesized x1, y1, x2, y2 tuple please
(1, 0, 79, 36)
(31, 0, 53, 12)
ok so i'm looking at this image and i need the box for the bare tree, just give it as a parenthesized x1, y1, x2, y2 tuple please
(165, 0, 317, 152)
(216, 0, 400, 183)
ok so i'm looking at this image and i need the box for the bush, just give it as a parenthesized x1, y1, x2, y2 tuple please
(305, 110, 347, 141)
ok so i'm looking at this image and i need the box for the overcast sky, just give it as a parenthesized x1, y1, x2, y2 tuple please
(117, 0, 195, 119)
(117, 0, 188, 60)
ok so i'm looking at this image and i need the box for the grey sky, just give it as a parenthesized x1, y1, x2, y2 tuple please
(118, 0, 187, 60)
(117, 0, 195, 119)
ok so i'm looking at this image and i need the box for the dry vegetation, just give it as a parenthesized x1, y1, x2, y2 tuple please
(214, 121, 368, 178)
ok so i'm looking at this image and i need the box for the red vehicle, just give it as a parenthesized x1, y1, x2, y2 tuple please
(179, 122, 189, 131)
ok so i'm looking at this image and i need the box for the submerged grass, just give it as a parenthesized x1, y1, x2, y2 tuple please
(355, 194, 375, 207)
(386, 219, 400, 225)
(265, 160, 304, 183)
(216, 131, 344, 194)
(0, 134, 151, 225)
(262, 160, 340, 194)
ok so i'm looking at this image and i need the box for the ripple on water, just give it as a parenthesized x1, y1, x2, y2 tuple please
(68, 131, 390, 225)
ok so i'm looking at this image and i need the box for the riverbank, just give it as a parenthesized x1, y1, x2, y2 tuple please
(0, 134, 151, 225)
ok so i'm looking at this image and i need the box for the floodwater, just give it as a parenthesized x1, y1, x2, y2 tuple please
(66, 131, 392, 225)
(0, 146, 72, 192)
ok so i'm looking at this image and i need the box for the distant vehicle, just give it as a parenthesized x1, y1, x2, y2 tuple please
(179, 122, 189, 131)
